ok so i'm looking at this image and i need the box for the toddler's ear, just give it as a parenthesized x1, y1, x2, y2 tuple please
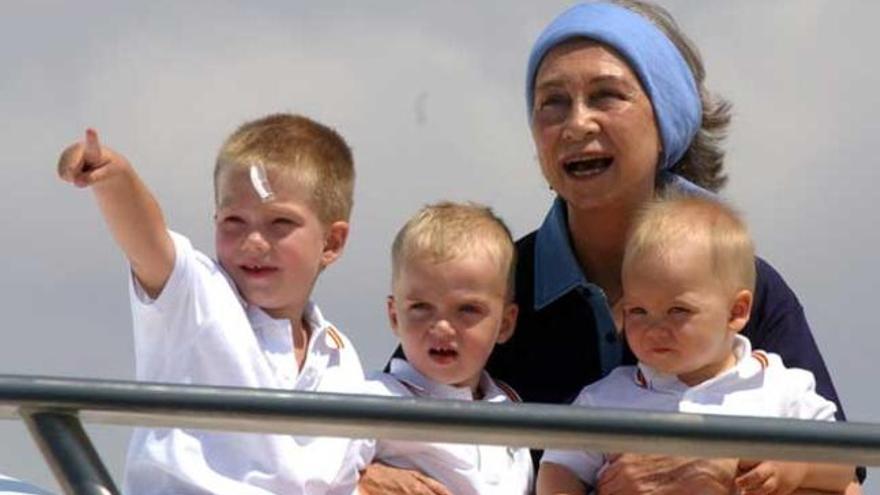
(496, 303, 519, 344)
(386, 295, 400, 336)
(728, 289, 753, 332)
(320, 221, 349, 268)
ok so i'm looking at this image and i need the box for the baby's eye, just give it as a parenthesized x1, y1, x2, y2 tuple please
(626, 306, 647, 316)
(271, 217, 295, 228)
(669, 306, 692, 315)
(459, 304, 484, 315)
(408, 302, 431, 314)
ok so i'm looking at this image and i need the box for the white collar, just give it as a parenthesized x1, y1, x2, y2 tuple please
(247, 301, 346, 352)
(388, 358, 509, 402)
(634, 334, 762, 393)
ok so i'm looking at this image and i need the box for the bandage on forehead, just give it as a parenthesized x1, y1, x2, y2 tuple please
(249, 162, 274, 202)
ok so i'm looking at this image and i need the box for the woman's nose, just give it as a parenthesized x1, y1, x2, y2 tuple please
(562, 101, 599, 141)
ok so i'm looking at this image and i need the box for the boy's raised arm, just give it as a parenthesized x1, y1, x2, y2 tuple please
(58, 129, 175, 298)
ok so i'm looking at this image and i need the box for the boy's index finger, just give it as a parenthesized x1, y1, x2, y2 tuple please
(83, 128, 102, 169)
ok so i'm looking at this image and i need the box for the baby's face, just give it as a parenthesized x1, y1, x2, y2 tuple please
(388, 250, 517, 395)
(214, 166, 331, 320)
(621, 241, 740, 386)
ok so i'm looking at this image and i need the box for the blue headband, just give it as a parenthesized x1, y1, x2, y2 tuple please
(526, 2, 701, 172)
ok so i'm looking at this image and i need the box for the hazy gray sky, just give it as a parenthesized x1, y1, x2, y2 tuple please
(1, 1, 878, 492)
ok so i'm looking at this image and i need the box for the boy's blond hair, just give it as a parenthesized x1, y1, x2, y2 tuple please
(391, 201, 516, 298)
(214, 113, 354, 224)
(624, 194, 756, 292)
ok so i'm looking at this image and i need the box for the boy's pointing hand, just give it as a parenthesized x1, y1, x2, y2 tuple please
(57, 129, 129, 188)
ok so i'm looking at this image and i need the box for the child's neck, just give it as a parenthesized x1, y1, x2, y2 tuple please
(260, 305, 311, 370)
(291, 316, 311, 371)
(676, 352, 738, 387)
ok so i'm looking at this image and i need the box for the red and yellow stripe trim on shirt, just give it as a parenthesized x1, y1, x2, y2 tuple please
(751, 350, 769, 369)
(495, 379, 523, 403)
(325, 326, 345, 350)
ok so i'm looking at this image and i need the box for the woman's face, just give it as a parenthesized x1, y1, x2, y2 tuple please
(531, 39, 661, 213)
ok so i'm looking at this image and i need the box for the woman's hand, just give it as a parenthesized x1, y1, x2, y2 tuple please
(596, 454, 737, 495)
(358, 462, 453, 495)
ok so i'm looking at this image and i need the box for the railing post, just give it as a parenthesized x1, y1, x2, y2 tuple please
(21, 410, 119, 495)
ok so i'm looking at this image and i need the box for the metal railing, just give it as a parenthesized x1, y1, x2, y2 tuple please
(1, 374, 877, 495)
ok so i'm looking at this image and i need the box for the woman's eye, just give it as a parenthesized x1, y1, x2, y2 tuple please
(534, 94, 570, 123)
(590, 89, 625, 105)
(539, 94, 568, 108)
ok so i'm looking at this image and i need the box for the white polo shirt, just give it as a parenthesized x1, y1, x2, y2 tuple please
(124, 231, 365, 495)
(348, 359, 534, 495)
(541, 335, 837, 487)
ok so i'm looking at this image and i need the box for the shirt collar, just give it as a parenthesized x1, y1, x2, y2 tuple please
(634, 335, 754, 394)
(247, 301, 346, 352)
(534, 197, 592, 310)
(388, 358, 507, 402)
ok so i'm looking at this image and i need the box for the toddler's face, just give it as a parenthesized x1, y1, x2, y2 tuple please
(621, 241, 748, 386)
(214, 166, 335, 321)
(389, 249, 517, 395)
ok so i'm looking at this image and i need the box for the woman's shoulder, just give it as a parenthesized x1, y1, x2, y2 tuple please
(747, 256, 805, 336)
(754, 256, 802, 308)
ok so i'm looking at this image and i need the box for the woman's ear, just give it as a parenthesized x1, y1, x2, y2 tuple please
(728, 289, 753, 332)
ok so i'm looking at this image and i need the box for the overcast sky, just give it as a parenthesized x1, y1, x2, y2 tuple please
(1, 1, 878, 492)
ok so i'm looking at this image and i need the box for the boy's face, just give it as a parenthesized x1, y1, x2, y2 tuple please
(214, 166, 347, 321)
(388, 248, 517, 394)
(621, 240, 751, 386)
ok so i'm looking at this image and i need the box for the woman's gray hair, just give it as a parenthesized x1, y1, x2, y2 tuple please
(612, 0, 731, 192)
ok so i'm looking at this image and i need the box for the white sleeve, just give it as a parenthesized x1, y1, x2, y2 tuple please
(128, 231, 250, 382)
(539, 387, 605, 487)
(766, 355, 838, 421)
(786, 370, 838, 421)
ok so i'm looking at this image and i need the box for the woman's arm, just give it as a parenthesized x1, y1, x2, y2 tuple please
(595, 454, 737, 495)
(736, 460, 853, 495)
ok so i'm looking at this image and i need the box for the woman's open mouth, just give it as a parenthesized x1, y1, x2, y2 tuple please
(563, 156, 613, 178)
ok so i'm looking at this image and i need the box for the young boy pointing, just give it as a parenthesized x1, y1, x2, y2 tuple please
(57, 115, 364, 495)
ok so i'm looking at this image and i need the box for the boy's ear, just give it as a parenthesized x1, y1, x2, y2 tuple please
(728, 289, 753, 333)
(387, 295, 400, 337)
(496, 303, 519, 344)
(320, 221, 349, 268)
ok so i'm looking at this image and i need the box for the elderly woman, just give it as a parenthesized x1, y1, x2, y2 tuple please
(361, 1, 861, 493)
